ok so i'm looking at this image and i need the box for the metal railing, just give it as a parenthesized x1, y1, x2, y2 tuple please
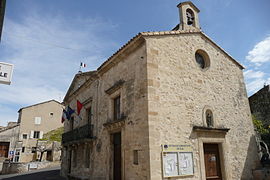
(62, 124, 93, 144)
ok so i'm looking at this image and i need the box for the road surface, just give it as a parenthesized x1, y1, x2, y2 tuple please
(0, 166, 65, 180)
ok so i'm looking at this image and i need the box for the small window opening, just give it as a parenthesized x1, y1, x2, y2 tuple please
(113, 95, 121, 121)
(206, 110, 213, 127)
(186, 9, 195, 25)
(23, 134, 27, 139)
(195, 50, 210, 69)
(133, 150, 139, 165)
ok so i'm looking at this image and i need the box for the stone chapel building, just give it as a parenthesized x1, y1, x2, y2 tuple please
(61, 2, 259, 180)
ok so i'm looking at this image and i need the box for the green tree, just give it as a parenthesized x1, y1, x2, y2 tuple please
(252, 115, 269, 135)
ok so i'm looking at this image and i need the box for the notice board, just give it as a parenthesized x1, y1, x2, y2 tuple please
(162, 144, 194, 177)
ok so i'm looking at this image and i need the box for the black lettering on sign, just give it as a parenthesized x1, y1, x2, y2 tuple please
(0, 72, 8, 77)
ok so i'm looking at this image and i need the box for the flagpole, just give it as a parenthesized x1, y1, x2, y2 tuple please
(79, 62, 82, 73)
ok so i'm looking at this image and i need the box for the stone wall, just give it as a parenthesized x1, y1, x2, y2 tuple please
(145, 33, 259, 180)
(249, 85, 270, 126)
(1, 161, 60, 174)
(62, 43, 150, 179)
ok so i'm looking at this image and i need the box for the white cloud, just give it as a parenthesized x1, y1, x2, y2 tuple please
(245, 78, 266, 95)
(243, 69, 267, 95)
(246, 35, 270, 64)
(243, 70, 265, 79)
(0, 12, 118, 125)
(244, 35, 270, 95)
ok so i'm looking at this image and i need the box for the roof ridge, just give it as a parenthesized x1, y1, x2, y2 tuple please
(18, 99, 62, 112)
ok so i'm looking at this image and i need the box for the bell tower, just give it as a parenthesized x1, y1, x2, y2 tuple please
(177, 1, 200, 31)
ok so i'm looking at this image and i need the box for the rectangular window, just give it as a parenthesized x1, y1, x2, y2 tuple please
(22, 134, 27, 139)
(34, 117, 41, 125)
(133, 150, 139, 165)
(33, 131, 40, 139)
(113, 95, 121, 121)
(22, 147, 25, 153)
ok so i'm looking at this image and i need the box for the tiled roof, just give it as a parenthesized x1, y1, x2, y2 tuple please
(18, 100, 62, 112)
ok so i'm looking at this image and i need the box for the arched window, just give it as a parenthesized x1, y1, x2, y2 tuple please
(186, 9, 195, 26)
(206, 109, 213, 127)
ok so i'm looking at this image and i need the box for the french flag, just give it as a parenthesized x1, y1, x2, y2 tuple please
(80, 62, 86, 68)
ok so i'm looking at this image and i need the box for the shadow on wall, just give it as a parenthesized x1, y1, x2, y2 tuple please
(241, 135, 260, 180)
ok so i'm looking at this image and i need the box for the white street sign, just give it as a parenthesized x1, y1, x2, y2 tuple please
(0, 62, 14, 85)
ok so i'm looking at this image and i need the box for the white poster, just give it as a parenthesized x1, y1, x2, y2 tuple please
(0, 62, 14, 85)
(163, 152, 178, 177)
(178, 152, 194, 175)
(162, 144, 194, 177)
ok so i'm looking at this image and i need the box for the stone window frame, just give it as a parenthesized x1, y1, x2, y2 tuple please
(108, 88, 124, 122)
(80, 97, 93, 126)
(194, 49, 210, 71)
(202, 106, 215, 127)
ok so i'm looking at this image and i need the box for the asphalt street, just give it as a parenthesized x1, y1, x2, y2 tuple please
(0, 166, 65, 180)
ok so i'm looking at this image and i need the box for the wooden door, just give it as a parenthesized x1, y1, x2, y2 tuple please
(0, 142, 9, 157)
(113, 132, 121, 180)
(203, 144, 222, 180)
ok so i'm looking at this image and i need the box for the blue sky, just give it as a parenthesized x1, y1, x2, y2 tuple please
(0, 0, 269, 126)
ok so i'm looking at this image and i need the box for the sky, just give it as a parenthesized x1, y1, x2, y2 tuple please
(0, 0, 269, 126)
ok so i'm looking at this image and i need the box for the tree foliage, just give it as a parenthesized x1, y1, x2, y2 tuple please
(39, 127, 64, 142)
(252, 115, 269, 135)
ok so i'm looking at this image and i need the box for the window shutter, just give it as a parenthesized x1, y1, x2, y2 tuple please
(30, 131, 34, 139)
(35, 117, 41, 125)
(40, 131, 43, 139)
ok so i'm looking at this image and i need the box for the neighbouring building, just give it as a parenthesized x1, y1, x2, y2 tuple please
(13, 100, 63, 163)
(0, 0, 6, 42)
(61, 2, 259, 180)
(0, 123, 19, 171)
(0, 122, 19, 159)
(249, 85, 270, 127)
(249, 84, 270, 146)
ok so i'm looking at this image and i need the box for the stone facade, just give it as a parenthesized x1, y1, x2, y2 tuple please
(61, 2, 259, 180)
